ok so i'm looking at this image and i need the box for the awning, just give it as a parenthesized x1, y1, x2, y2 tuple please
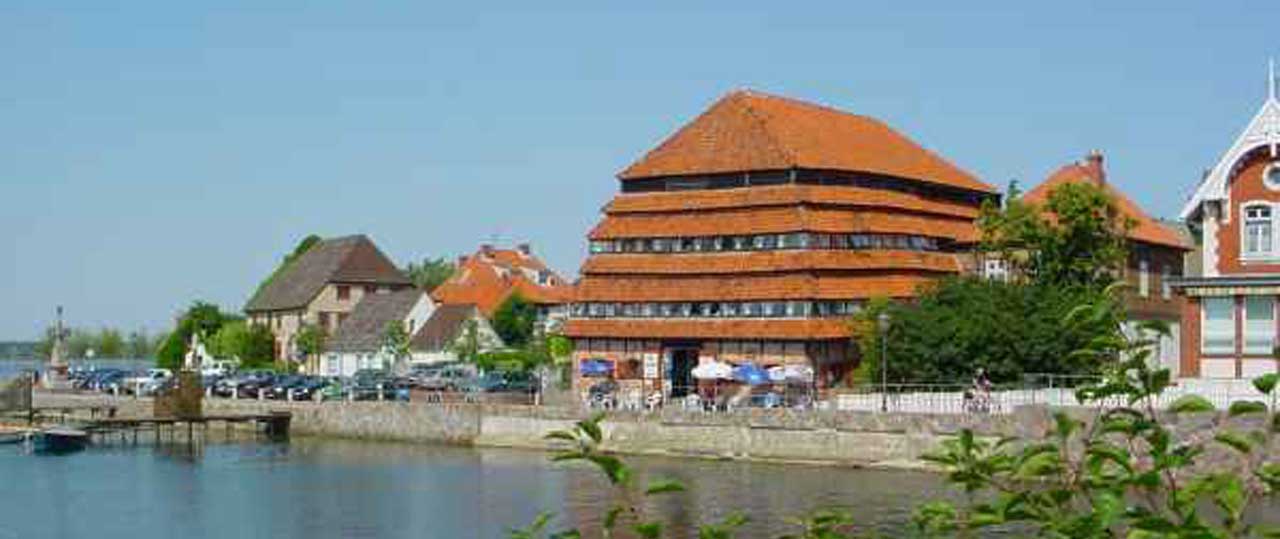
(579, 358, 614, 377)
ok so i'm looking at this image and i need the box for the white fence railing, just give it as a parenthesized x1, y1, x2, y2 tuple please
(835, 378, 1269, 415)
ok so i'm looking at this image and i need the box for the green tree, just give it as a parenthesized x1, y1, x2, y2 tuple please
(492, 293, 538, 348)
(126, 330, 154, 359)
(404, 257, 456, 292)
(209, 320, 275, 368)
(96, 328, 124, 358)
(156, 301, 234, 369)
(854, 278, 1116, 384)
(452, 318, 484, 364)
(980, 180, 1132, 290)
(294, 323, 326, 366)
(381, 321, 411, 371)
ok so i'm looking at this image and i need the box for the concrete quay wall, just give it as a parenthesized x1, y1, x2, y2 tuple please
(31, 392, 1044, 467)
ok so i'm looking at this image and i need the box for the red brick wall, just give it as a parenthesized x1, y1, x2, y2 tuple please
(1216, 154, 1280, 274)
(1179, 296, 1200, 378)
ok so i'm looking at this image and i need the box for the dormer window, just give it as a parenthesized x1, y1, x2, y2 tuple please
(1242, 203, 1273, 257)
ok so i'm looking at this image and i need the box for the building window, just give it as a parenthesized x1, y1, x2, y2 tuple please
(1202, 297, 1236, 355)
(1161, 265, 1172, 300)
(337, 285, 351, 301)
(1243, 204, 1273, 257)
(1138, 259, 1150, 298)
(1243, 296, 1275, 355)
(364, 285, 376, 295)
(1265, 163, 1280, 191)
(319, 312, 331, 331)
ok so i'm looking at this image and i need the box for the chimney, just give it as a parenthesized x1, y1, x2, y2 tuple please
(456, 255, 468, 267)
(517, 243, 531, 256)
(1085, 150, 1105, 185)
(480, 244, 494, 257)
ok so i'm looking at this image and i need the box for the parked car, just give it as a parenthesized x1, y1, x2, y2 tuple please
(470, 371, 536, 393)
(267, 375, 307, 400)
(416, 365, 477, 391)
(289, 377, 331, 401)
(215, 370, 276, 398)
(200, 360, 237, 378)
(125, 368, 171, 395)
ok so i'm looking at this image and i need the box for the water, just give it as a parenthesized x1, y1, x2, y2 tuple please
(0, 438, 954, 539)
(0, 358, 152, 379)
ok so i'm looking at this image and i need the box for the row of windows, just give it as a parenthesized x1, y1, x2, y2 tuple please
(570, 301, 863, 319)
(619, 169, 989, 206)
(1202, 296, 1275, 356)
(589, 233, 943, 255)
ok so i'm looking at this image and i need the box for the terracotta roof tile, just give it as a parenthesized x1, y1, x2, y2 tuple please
(431, 246, 568, 316)
(619, 90, 994, 193)
(606, 184, 981, 219)
(581, 251, 961, 275)
(1024, 153, 1190, 250)
(574, 273, 937, 301)
(564, 318, 853, 340)
(590, 207, 976, 242)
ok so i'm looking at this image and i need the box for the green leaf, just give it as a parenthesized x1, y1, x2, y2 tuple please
(632, 522, 663, 539)
(1228, 400, 1268, 416)
(1254, 373, 1279, 395)
(544, 431, 578, 442)
(1214, 431, 1253, 454)
(1167, 394, 1215, 414)
(603, 505, 623, 530)
(587, 455, 631, 485)
(644, 478, 686, 495)
(577, 415, 604, 445)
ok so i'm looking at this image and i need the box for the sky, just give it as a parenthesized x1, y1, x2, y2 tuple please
(2, 1, 1278, 339)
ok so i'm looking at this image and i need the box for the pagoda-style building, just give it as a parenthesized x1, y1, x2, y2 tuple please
(565, 90, 996, 400)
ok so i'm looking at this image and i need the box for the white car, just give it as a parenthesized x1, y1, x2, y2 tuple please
(201, 361, 236, 378)
(125, 368, 172, 395)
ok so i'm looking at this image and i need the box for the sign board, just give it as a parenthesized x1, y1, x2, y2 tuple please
(643, 354, 659, 379)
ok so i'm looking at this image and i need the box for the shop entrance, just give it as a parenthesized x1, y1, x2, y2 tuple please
(669, 348, 698, 398)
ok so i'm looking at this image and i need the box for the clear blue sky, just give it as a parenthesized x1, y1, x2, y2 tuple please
(2, 1, 1277, 339)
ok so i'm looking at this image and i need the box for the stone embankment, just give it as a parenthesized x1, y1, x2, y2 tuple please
(31, 392, 1277, 469)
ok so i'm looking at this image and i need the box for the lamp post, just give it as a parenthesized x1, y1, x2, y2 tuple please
(877, 312, 890, 413)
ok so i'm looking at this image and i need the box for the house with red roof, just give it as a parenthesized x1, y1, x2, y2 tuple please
(1023, 151, 1192, 374)
(430, 243, 573, 332)
(565, 89, 997, 402)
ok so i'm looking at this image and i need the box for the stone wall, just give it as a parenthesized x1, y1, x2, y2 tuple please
(30, 392, 1276, 469)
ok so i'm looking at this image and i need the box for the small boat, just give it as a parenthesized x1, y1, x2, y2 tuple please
(32, 426, 90, 454)
(0, 431, 30, 445)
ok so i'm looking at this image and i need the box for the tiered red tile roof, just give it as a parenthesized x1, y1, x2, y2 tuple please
(619, 90, 996, 193)
(431, 244, 572, 317)
(1024, 152, 1190, 250)
(566, 90, 993, 341)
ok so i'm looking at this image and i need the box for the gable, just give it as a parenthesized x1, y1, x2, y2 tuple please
(245, 235, 411, 313)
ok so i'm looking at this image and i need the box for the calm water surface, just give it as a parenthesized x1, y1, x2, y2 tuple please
(0, 437, 955, 539)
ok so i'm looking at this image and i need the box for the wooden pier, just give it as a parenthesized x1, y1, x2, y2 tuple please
(15, 406, 292, 446)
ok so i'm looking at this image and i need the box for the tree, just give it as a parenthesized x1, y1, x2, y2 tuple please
(126, 330, 155, 359)
(404, 257, 456, 292)
(492, 293, 538, 348)
(381, 321, 411, 371)
(452, 318, 484, 364)
(209, 320, 275, 368)
(96, 328, 124, 358)
(156, 301, 235, 370)
(980, 180, 1132, 290)
(854, 278, 1116, 384)
(294, 323, 326, 366)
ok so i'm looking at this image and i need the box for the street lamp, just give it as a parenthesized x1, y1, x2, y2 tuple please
(877, 312, 891, 412)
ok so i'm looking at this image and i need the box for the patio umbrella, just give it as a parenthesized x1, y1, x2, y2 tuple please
(782, 364, 814, 381)
(579, 359, 614, 377)
(691, 361, 733, 380)
(732, 363, 770, 386)
(767, 366, 788, 383)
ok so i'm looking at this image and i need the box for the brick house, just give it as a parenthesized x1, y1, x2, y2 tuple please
(564, 90, 997, 402)
(1023, 151, 1192, 374)
(1173, 67, 1280, 379)
(244, 235, 413, 370)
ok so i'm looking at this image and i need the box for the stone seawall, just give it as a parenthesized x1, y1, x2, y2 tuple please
(30, 392, 1044, 467)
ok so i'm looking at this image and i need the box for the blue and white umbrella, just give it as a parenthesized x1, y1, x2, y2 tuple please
(732, 363, 770, 386)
